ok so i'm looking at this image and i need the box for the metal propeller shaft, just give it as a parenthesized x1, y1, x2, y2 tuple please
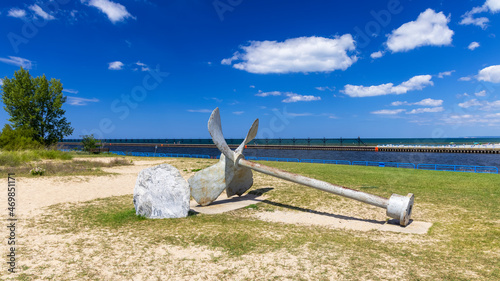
(236, 156, 414, 226)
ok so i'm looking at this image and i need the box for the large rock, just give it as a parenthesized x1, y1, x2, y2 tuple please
(133, 164, 190, 218)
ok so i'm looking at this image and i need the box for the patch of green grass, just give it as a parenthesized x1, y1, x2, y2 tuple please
(245, 204, 259, 210)
(95, 208, 147, 227)
(0, 158, 131, 177)
(0, 149, 73, 166)
(191, 168, 202, 172)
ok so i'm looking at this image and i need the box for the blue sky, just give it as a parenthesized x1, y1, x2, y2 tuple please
(1, 0, 500, 139)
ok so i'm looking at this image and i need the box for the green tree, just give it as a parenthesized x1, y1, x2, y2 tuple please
(0, 124, 41, 150)
(1, 67, 73, 146)
(81, 134, 100, 153)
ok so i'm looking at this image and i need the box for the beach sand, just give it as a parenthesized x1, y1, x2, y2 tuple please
(0, 157, 431, 280)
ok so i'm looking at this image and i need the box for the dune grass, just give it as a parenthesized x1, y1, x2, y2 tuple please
(0, 149, 73, 166)
(22, 158, 499, 280)
(0, 149, 132, 177)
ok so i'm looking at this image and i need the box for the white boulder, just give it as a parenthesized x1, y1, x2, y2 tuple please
(133, 164, 190, 218)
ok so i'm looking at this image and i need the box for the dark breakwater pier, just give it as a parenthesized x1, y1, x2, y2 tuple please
(60, 141, 500, 154)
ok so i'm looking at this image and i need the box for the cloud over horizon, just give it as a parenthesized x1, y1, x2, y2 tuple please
(0, 56, 33, 69)
(29, 4, 55, 20)
(342, 75, 433, 97)
(460, 0, 500, 28)
(255, 91, 320, 103)
(67, 97, 99, 106)
(108, 61, 124, 70)
(386, 9, 453, 52)
(222, 35, 358, 74)
(82, 0, 135, 24)
(477, 65, 500, 83)
(7, 8, 27, 19)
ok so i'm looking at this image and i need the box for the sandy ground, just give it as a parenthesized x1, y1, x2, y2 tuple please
(0, 157, 433, 280)
(1, 159, 168, 218)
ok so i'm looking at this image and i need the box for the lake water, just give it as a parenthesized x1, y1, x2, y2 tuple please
(64, 144, 500, 169)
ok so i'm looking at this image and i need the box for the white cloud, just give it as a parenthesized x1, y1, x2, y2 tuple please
(83, 0, 135, 24)
(458, 99, 500, 110)
(221, 54, 238, 65)
(460, 1, 500, 29)
(187, 109, 212, 113)
(233, 111, 244, 115)
(477, 65, 500, 83)
(108, 61, 124, 70)
(391, 101, 408, 106)
(343, 83, 393, 97)
(459, 99, 483, 108)
(414, 98, 443, 107)
(461, 16, 489, 28)
(482, 100, 500, 110)
(135, 61, 150, 71)
(441, 112, 500, 126)
(371, 109, 406, 115)
(342, 75, 433, 97)
(0, 79, 3, 86)
(223, 34, 358, 74)
(485, 0, 500, 12)
(437, 70, 455, 78)
(62, 89, 79, 94)
(386, 9, 453, 52)
(391, 98, 442, 107)
(255, 90, 320, 102)
(286, 112, 313, 117)
(459, 76, 472, 81)
(460, 7, 489, 29)
(8, 8, 26, 19)
(282, 93, 321, 103)
(370, 51, 384, 59)
(29, 4, 55, 20)
(407, 107, 444, 114)
(468, 41, 480, 50)
(315, 86, 335, 92)
(485, 112, 500, 118)
(475, 90, 487, 97)
(249, 85, 255, 88)
(0, 56, 32, 69)
(255, 90, 282, 97)
(67, 97, 99, 106)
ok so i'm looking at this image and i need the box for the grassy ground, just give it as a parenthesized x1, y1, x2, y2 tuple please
(10, 158, 500, 280)
(0, 149, 132, 177)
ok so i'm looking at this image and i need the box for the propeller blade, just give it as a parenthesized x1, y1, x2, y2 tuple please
(208, 108, 234, 162)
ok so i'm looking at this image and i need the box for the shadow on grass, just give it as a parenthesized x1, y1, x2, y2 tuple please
(260, 199, 385, 225)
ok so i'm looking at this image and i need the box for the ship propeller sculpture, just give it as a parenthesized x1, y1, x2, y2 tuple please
(189, 108, 414, 226)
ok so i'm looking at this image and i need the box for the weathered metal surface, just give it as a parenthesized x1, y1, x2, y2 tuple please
(189, 107, 415, 226)
(188, 154, 232, 206)
(189, 109, 259, 205)
(238, 159, 389, 208)
(236, 118, 259, 153)
(208, 108, 235, 162)
(225, 156, 253, 197)
(386, 193, 414, 226)
(226, 118, 258, 197)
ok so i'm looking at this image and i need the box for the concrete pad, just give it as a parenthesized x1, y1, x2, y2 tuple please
(190, 193, 265, 214)
(254, 210, 432, 235)
(380, 219, 433, 235)
(190, 195, 432, 234)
